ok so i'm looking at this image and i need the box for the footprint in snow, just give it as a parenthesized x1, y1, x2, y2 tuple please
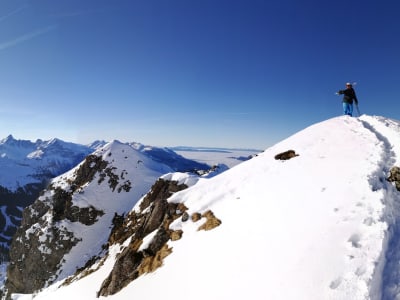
(348, 233, 362, 248)
(329, 277, 342, 289)
(355, 265, 367, 276)
(363, 217, 374, 226)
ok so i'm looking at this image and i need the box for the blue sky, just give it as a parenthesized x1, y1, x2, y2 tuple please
(0, 0, 399, 149)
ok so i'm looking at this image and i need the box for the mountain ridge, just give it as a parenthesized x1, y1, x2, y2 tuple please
(6, 115, 400, 299)
(0, 136, 93, 261)
(3, 139, 215, 298)
(0, 136, 213, 266)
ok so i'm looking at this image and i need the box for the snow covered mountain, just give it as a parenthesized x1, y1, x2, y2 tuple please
(3, 139, 216, 298)
(5, 115, 400, 300)
(0, 135, 93, 191)
(0, 136, 93, 257)
(0, 136, 211, 261)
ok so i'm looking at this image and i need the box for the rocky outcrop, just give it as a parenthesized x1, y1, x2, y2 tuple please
(197, 210, 222, 231)
(4, 154, 115, 298)
(97, 178, 189, 297)
(0, 183, 45, 261)
(387, 166, 400, 191)
(6, 221, 81, 295)
(0, 137, 92, 259)
(5, 164, 221, 298)
(96, 178, 222, 297)
(274, 150, 299, 160)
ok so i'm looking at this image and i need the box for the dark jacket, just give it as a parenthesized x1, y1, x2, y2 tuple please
(338, 87, 358, 104)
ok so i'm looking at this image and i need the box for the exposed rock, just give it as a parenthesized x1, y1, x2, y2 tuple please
(198, 210, 222, 231)
(6, 223, 80, 296)
(0, 182, 48, 260)
(108, 211, 145, 246)
(176, 203, 188, 215)
(4, 154, 113, 298)
(139, 178, 188, 211)
(98, 201, 220, 296)
(191, 212, 202, 222)
(138, 244, 172, 275)
(143, 198, 169, 235)
(97, 177, 223, 297)
(98, 225, 175, 297)
(73, 154, 108, 187)
(145, 227, 171, 256)
(181, 211, 189, 222)
(97, 245, 144, 297)
(274, 150, 299, 160)
(97, 179, 190, 297)
(6, 171, 222, 299)
(0, 138, 92, 259)
(170, 230, 183, 241)
(387, 166, 400, 191)
(49, 186, 105, 225)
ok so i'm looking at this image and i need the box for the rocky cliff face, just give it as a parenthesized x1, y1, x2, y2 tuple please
(57, 176, 222, 298)
(0, 136, 93, 259)
(2, 139, 218, 299)
(5, 172, 221, 299)
(0, 137, 211, 263)
(5, 154, 111, 296)
(98, 178, 189, 296)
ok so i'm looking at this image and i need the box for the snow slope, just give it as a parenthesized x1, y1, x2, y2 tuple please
(12, 115, 400, 300)
(20, 140, 175, 283)
(1, 138, 214, 295)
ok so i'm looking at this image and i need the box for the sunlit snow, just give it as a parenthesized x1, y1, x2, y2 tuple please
(11, 115, 400, 300)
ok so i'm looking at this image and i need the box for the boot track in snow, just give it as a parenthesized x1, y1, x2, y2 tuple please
(359, 116, 400, 300)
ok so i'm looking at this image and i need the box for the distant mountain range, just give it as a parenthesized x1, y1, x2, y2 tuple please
(0, 135, 92, 191)
(0, 135, 211, 260)
(0, 135, 93, 258)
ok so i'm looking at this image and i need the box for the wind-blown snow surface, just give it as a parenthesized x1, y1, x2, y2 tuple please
(12, 115, 400, 300)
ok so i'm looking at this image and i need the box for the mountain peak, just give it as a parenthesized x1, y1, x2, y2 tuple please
(48, 137, 61, 144)
(7, 115, 400, 300)
(86, 140, 107, 150)
(0, 134, 16, 144)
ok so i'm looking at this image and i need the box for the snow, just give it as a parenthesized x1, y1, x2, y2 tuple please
(44, 140, 176, 281)
(0, 135, 92, 191)
(10, 115, 400, 300)
(0, 262, 6, 291)
(0, 206, 13, 232)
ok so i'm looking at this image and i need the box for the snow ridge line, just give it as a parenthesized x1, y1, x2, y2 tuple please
(359, 118, 400, 300)
(359, 118, 395, 186)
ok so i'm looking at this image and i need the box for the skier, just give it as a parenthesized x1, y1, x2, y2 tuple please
(337, 83, 359, 116)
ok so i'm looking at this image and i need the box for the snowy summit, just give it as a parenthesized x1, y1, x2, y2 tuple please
(8, 115, 400, 300)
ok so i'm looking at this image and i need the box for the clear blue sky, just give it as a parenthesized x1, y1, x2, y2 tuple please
(0, 0, 399, 149)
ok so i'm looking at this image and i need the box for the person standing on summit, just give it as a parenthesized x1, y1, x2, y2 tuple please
(337, 83, 359, 116)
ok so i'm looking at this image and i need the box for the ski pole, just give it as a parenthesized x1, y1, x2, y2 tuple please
(355, 104, 361, 116)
